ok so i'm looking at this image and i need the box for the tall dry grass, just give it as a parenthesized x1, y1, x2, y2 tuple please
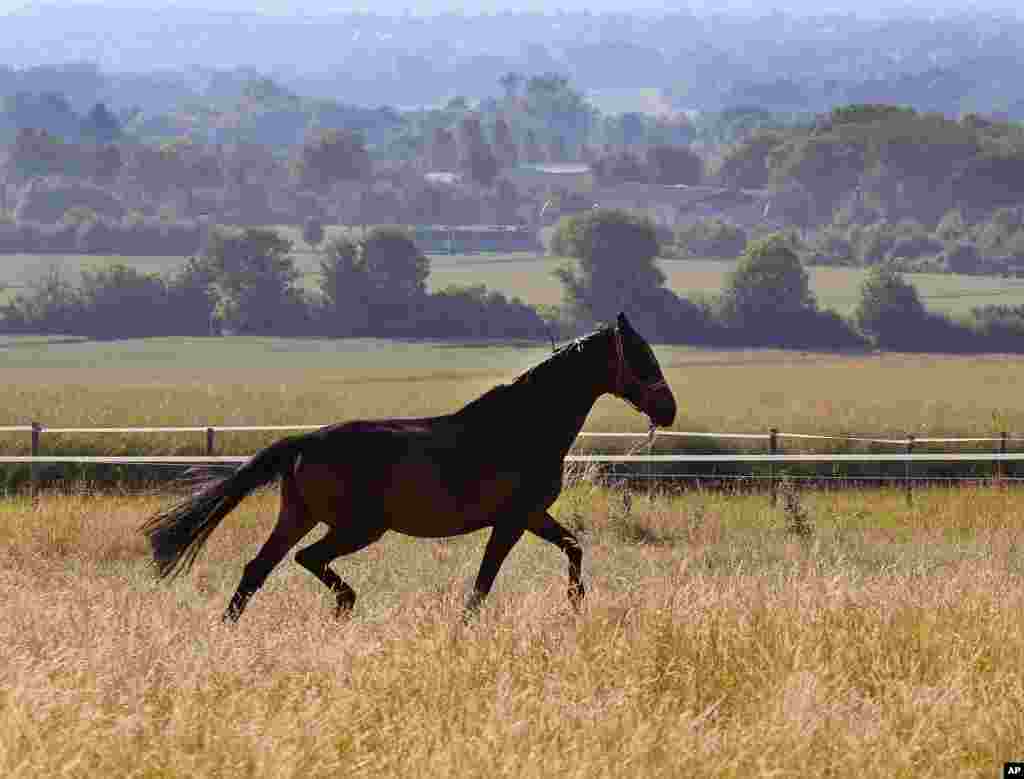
(2, 483, 1023, 777)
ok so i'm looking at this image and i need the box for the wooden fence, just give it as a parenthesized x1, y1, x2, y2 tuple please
(3, 422, 1024, 503)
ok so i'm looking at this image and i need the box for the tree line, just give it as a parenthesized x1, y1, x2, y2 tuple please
(549, 209, 1024, 353)
(4, 209, 1024, 354)
(0, 224, 548, 340)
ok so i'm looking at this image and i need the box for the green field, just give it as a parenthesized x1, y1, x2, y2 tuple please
(5, 248, 1024, 315)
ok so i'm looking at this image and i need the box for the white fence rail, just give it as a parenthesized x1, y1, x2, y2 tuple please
(6, 423, 1024, 504)
(4, 454, 1024, 465)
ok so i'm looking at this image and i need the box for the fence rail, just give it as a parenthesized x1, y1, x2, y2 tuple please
(2, 423, 1023, 443)
(3, 453, 1024, 464)
(4, 421, 1024, 503)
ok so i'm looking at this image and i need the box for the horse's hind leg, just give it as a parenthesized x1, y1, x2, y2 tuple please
(527, 511, 585, 610)
(223, 474, 316, 624)
(465, 521, 526, 615)
(295, 524, 386, 618)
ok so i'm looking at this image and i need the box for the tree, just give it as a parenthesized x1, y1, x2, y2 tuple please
(303, 216, 325, 248)
(716, 233, 863, 348)
(523, 74, 595, 149)
(498, 72, 524, 102)
(80, 102, 121, 144)
(675, 219, 747, 258)
(523, 129, 545, 164)
(421, 283, 546, 338)
(361, 226, 429, 299)
(591, 150, 648, 184)
(617, 112, 647, 148)
(90, 143, 123, 185)
(719, 234, 816, 328)
(429, 128, 459, 172)
(768, 136, 865, 225)
(359, 226, 430, 333)
(204, 227, 305, 334)
(492, 117, 518, 168)
(1, 264, 82, 333)
(935, 209, 968, 242)
(493, 178, 520, 224)
(854, 264, 927, 348)
(165, 256, 218, 335)
(318, 236, 372, 335)
(295, 129, 371, 194)
(457, 117, 499, 187)
(647, 145, 703, 185)
(7, 128, 72, 180)
(715, 130, 786, 189)
(943, 242, 982, 275)
(4, 91, 81, 141)
(551, 208, 664, 325)
(128, 143, 184, 201)
(953, 152, 1024, 216)
(78, 263, 167, 338)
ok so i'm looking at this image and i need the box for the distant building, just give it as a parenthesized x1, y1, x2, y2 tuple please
(504, 163, 595, 195)
(592, 182, 772, 228)
(424, 171, 463, 187)
(411, 224, 538, 255)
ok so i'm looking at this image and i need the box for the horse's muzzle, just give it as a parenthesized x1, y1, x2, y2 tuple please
(648, 389, 677, 429)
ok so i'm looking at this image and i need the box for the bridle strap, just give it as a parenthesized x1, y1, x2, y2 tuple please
(612, 327, 668, 400)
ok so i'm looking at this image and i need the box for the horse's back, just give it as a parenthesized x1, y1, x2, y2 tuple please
(293, 417, 516, 537)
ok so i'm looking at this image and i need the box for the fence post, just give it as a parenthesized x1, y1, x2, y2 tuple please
(998, 431, 1008, 485)
(905, 435, 915, 506)
(646, 430, 654, 486)
(206, 427, 216, 457)
(30, 421, 41, 497)
(769, 427, 779, 506)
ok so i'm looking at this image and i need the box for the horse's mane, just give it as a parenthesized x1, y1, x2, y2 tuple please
(452, 326, 611, 422)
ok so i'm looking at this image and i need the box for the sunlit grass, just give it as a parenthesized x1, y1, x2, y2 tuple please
(2, 339, 1024, 461)
(1, 482, 1022, 777)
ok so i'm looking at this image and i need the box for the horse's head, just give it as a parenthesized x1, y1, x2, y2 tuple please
(607, 312, 677, 429)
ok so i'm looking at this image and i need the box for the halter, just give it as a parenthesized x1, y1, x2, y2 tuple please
(612, 326, 669, 412)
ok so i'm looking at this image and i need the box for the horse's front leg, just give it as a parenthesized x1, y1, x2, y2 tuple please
(527, 510, 585, 610)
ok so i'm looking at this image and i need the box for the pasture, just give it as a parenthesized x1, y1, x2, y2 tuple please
(4, 247, 1024, 315)
(1, 481, 1022, 776)
(2, 336, 1024, 459)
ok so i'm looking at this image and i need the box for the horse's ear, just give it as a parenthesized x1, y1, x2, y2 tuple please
(543, 320, 557, 352)
(617, 312, 633, 333)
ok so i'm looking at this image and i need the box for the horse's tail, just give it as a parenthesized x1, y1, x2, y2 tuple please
(140, 435, 307, 580)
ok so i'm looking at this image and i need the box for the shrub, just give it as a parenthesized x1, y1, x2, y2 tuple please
(943, 242, 982, 274)
(420, 284, 547, 339)
(15, 177, 125, 224)
(675, 219, 747, 259)
(302, 216, 325, 247)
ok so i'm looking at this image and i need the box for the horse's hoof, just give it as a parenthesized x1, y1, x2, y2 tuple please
(462, 591, 485, 623)
(568, 584, 586, 612)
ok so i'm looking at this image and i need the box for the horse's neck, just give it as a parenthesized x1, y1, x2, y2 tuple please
(524, 353, 606, 458)
(452, 338, 609, 455)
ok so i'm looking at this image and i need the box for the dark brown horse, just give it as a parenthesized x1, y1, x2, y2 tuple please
(141, 312, 676, 622)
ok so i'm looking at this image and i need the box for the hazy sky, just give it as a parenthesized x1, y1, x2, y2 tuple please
(1, 0, 1020, 16)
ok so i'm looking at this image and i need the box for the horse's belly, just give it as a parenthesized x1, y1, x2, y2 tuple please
(384, 460, 521, 538)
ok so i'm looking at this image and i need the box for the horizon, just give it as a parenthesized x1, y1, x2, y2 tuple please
(2, 0, 1022, 18)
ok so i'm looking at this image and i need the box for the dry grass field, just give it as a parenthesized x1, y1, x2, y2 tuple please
(2, 481, 1023, 777)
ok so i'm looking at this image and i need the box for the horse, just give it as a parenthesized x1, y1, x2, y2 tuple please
(140, 312, 677, 623)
